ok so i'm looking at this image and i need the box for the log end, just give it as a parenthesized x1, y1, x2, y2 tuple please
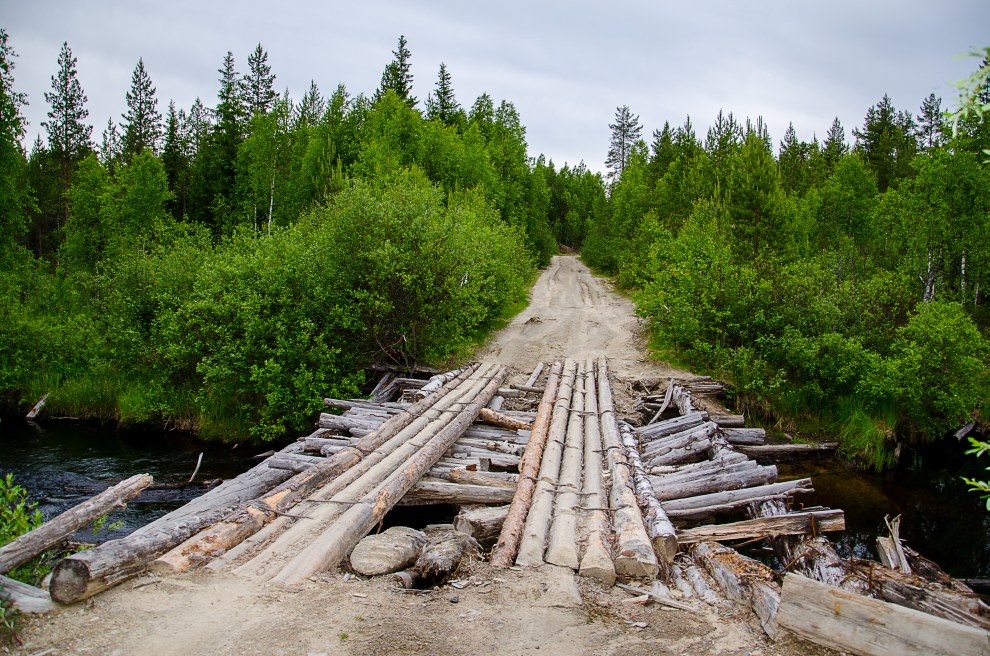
(49, 557, 92, 605)
(578, 544, 617, 587)
(652, 535, 679, 564)
(613, 551, 660, 580)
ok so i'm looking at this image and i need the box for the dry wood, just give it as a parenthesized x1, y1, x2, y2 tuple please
(721, 428, 766, 445)
(711, 414, 745, 428)
(26, 393, 49, 420)
(525, 362, 545, 388)
(453, 505, 509, 544)
(578, 358, 615, 585)
(691, 541, 780, 638)
(545, 361, 586, 568)
(618, 421, 677, 563)
(0, 573, 54, 614)
(736, 443, 838, 459)
(652, 464, 779, 502)
(515, 360, 577, 567)
(670, 385, 697, 415)
(778, 572, 990, 656)
(647, 379, 674, 424)
(681, 560, 721, 604)
(750, 499, 847, 586)
(397, 480, 515, 506)
(477, 407, 532, 431)
(597, 356, 659, 579)
(641, 422, 718, 460)
(447, 469, 518, 488)
(510, 384, 545, 394)
(876, 514, 911, 574)
(648, 450, 750, 477)
(414, 530, 480, 586)
(0, 474, 152, 575)
(677, 509, 845, 544)
(637, 411, 709, 441)
(270, 365, 508, 585)
(49, 442, 304, 604)
(662, 478, 814, 514)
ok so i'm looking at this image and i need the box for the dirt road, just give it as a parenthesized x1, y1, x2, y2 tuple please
(13, 256, 827, 656)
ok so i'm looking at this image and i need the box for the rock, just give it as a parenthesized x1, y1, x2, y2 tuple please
(349, 526, 427, 576)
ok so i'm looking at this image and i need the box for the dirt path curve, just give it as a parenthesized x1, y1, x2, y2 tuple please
(478, 255, 685, 381)
(15, 256, 827, 656)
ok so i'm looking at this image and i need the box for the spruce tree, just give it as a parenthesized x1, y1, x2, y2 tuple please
(918, 93, 945, 153)
(295, 80, 324, 128)
(242, 43, 277, 116)
(853, 94, 916, 192)
(375, 35, 416, 108)
(822, 116, 848, 176)
(161, 100, 188, 218)
(648, 122, 676, 184)
(605, 105, 642, 181)
(99, 117, 121, 172)
(778, 122, 809, 195)
(43, 42, 92, 163)
(425, 63, 459, 125)
(120, 58, 162, 160)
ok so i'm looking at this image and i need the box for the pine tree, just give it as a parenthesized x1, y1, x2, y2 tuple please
(821, 116, 848, 176)
(43, 42, 92, 163)
(182, 97, 211, 158)
(242, 43, 277, 116)
(778, 122, 810, 195)
(0, 28, 29, 254)
(648, 122, 676, 184)
(853, 94, 916, 192)
(605, 105, 642, 181)
(99, 117, 121, 172)
(295, 80, 324, 128)
(375, 35, 416, 108)
(425, 62, 459, 125)
(726, 131, 785, 261)
(120, 58, 162, 160)
(918, 93, 945, 153)
(161, 100, 189, 218)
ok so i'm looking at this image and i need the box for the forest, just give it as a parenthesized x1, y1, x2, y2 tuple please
(0, 27, 988, 470)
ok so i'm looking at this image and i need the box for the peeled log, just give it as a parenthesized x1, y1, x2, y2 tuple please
(477, 407, 531, 432)
(618, 421, 677, 563)
(578, 358, 615, 586)
(545, 361, 586, 569)
(0, 473, 152, 575)
(678, 509, 845, 544)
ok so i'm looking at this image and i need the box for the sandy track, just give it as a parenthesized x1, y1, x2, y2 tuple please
(479, 255, 685, 381)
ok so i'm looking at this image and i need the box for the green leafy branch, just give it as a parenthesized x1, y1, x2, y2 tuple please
(962, 436, 990, 510)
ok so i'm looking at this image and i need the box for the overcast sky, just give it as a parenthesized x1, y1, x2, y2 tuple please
(6, 1, 990, 174)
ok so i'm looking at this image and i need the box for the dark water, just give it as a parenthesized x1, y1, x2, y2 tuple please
(0, 418, 260, 543)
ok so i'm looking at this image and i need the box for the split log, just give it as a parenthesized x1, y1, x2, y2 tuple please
(49, 442, 304, 604)
(150, 365, 481, 579)
(691, 541, 780, 638)
(578, 358, 615, 585)
(477, 407, 531, 432)
(876, 514, 911, 574)
(515, 360, 577, 567)
(496, 388, 526, 398)
(0, 574, 54, 614)
(721, 427, 766, 445)
(681, 560, 721, 605)
(677, 509, 845, 544)
(453, 505, 509, 545)
(618, 421, 677, 563)
(0, 473, 152, 575)
(597, 356, 659, 579)
(545, 361, 586, 569)
(642, 431, 716, 468)
(270, 365, 507, 585)
(777, 572, 990, 656)
(750, 499, 847, 587)
(652, 464, 779, 502)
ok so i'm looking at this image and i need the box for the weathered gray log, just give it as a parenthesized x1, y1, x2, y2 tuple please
(646, 379, 674, 424)
(777, 572, 990, 656)
(691, 541, 780, 638)
(597, 356, 659, 578)
(677, 509, 845, 544)
(652, 464, 778, 502)
(414, 529, 480, 585)
(750, 499, 847, 587)
(663, 479, 814, 514)
(447, 468, 518, 488)
(545, 361, 586, 569)
(643, 429, 717, 467)
(0, 573, 54, 614)
(578, 358, 615, 585)
(490, 362, 562, 568)
(397, 480, 515, 506)
(348, 527, 426, 576)
(453, 505, 509, 544)
(650, 457, 760, 490)
(681, 560, 721, 604)
(876, 514, 911, 574)
(669, 385, 697, 415)
(721, 428, 766, 445)
(49, 442, 303, 603)
(510, 384, 545, 394)
(414, 367, 469, 400)
(641, 422, 717, 460)
(711, 414, 745, 428)
(637, 412, 709, 441)
(317, 413, 380, 433)
(270, 365, 508, 585)
(0, 473, 152, 575)
(618, 421, 677, 563)
(524, 362, 546, 388)
(736, 443, 838, 459)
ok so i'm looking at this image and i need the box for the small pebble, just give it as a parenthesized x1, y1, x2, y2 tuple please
(449, 594, 460, 603)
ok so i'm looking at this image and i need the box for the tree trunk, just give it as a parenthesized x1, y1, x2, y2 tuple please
(678, 509, 845, 544)
(691, 541, 780, 638)
(618, 421, 677, 563)
(578, 358, 616, 585)
(453, 505, 509, 545)
(0, 574, 54, 614)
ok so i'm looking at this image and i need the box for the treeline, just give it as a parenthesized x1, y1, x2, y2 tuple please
(0, 30, 606, 440)
(585, 68, 990, 469)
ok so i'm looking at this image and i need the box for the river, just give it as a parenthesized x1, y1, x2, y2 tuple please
(1, 417, 988, 579)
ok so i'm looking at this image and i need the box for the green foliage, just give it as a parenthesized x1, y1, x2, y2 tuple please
(962, 437, 990, 510)
(0, 474, 44, 583)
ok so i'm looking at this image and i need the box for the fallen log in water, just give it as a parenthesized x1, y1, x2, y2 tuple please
(677, 509, 845, 544)
(691, 541, 780, 638)
(0, 473, 152, 575)
(777, 572, 990, 656)
(618, 421, 677, 563)
(736, 442, 838, 460)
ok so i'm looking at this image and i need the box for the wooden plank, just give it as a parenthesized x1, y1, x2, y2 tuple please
(677, 510, 845, 544)
(778, 572, 990, 656)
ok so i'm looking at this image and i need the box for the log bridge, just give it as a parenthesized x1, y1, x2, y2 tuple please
(7, 358, 987, 655)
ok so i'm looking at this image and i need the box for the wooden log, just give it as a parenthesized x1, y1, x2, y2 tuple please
(270, 365, 508, 585)
(652, 464, 779, 502)
(49, 442, 304, 604)
(477, 407, 531, 432)
(496, 388, 526, 398)
(515, 360, 577, 567)
(650, 458, 760, 490)
(670, 385, 697, 415)
(876, 514, 911, 574)
(317, 413, 380, 433)
(663, 479, 814, 514)
(447, 469, 518, 488)
(348, 527, 426, 576)
(453, 505, 509, 544)
(691, 541, 780, 638)
(545, 361, 586, 569)
(681, 561, 721, 604)
(151, 365, 482, 579)
(618, 421, 677, 563)
(646, 378, 674, 424)
(750, 499, 847, 587)
(721, 427, 766, 445)
(711, 414, 745, 428)
(0, 473, 152, 575)
(525, 362, 545, 388)
(398, 480, 515, 506)
(643, 434, 716, 467)
(641, 422, 717, 460)
(597, 356, 659, 579)
(637, 412, 709, 441)
(414, 367, 469, 400)
(510, 384, 545, 394)
(677, 510, 845, 544)
(0, 573, 54, 614)
(414, 529, 480, 586)
(777, 572, 990, 656)
(26, 393, 49, 420)
(736, 443, 838, 459)
(578, 358, 615, 585)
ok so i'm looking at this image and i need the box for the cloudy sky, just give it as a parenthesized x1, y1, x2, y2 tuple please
(6, 1, 990, 173)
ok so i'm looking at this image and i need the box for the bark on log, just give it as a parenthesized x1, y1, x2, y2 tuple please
(777, 572, 990, 656)
(691, 541, 780, 638)
(49, 443, 303, 604)
(414, 530, 480, 586)
(662, 479, 814, 514)
(397, 480, 515, 506)
(648, 450, 750, 477)
(151, 366, 481, 578)
(453, 505, 509, 545)
(876, 514, 911, 574)
(0, 474, 152, 575)
(516, 360, 577, 567)
(0, 573, 54, 614)
(721, 428, 766, 445)
(597, 357, 659, 579)
(447, 469, 518, 488)
(677, 510, 845, 544)
(711, 414, 745, 428)
(650, 458, 760, 491)
(477, 407, 531, 432)
(578, 358, 615, 585)
(270, 365, 507, 585)
(618, 421, 677, 563)
(544, 362, 586, 569)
